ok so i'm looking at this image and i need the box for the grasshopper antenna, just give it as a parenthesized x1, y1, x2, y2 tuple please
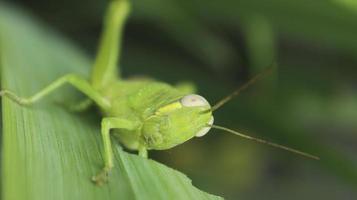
(211, 125, 320, 160)
(211, 63, 276, 112)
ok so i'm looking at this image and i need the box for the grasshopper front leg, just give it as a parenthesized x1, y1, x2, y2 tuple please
(0, 74, 110, 110)
(92, 117, 140, 186)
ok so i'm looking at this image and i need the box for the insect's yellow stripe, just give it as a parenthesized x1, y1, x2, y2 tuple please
(156, 102, 182, 115)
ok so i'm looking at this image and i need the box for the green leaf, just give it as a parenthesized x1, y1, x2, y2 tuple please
(0, 4, 222, 200)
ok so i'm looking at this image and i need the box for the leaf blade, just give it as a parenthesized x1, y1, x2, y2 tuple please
(0, 4, 222, 200)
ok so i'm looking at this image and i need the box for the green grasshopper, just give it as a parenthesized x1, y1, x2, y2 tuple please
(0, 0, 318, 185)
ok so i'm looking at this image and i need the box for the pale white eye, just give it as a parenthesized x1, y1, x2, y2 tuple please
(195, 117, 214, 137)
(180, 94, 210, 107)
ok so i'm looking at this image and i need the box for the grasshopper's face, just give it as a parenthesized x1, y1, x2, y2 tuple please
(141, 94, 214, 150)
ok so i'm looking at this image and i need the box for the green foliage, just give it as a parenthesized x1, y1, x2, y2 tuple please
(2, 0, 357, 198)
(0, 4, 222, 200)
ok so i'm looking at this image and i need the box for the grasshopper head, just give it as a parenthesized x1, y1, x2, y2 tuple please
(141, 94, 213, 150)
(139, 65, 320, 160)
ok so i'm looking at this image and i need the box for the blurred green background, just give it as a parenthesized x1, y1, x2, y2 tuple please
(4, 0, 357, 199)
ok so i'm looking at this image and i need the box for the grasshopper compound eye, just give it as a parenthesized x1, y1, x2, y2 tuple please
(180, 94, 210, 107)
(180, 94, 213, 137)
(196, 117, 214, 137)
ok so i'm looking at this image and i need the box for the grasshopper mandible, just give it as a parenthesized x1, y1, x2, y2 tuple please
(0, 0, 319, 185)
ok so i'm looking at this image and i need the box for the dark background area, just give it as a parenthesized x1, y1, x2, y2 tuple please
(3, 0, 357, 199)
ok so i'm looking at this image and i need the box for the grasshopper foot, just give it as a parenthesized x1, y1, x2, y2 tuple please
(0, 90, 31, 106)
(92, 168, 110, 186)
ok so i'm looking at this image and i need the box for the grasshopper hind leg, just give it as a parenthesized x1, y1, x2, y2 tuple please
(67, 99, 93, 112)
(175, 82, 196, 94)
(90, 0, 130, 90)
